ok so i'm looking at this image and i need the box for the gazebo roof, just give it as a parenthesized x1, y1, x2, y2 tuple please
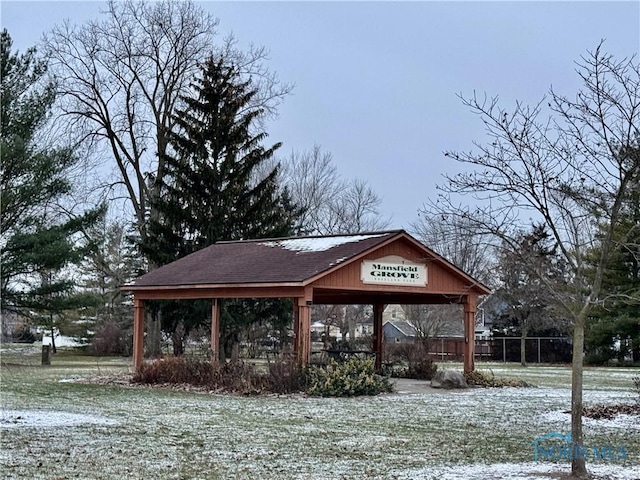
(133, 231, 399, 287)
(127, 230, 490, 303)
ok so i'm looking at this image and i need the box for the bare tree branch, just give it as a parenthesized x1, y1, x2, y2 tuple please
(279, 145, 390, 235)
(421, 42, 639, 477)
(43, 0, 291, 248)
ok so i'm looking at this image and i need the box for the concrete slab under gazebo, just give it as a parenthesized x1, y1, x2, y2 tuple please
(125, 230, 491, 373)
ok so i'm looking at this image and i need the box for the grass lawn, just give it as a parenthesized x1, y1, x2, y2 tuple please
(1, 344, 638, 479)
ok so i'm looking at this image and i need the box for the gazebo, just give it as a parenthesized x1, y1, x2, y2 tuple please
(125, 230, 490, 373)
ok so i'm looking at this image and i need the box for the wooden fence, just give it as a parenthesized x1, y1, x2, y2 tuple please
(428, 336, 572, 364)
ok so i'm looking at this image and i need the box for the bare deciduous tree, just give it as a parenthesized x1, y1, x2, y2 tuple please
(423, 43, 639, 478)
(44, 0, 290, 248)
(411, 211, 496, 286)
(410, 213, 494, 358)
(402, 304, 462, 347)
(280, 145, 390, 234)
(494, 225, 569, 367)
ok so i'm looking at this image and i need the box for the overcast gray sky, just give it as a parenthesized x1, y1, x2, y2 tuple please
(2, 1, 639, 229)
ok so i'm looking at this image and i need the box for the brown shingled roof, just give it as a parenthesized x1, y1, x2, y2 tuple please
(133, 231, 402, 287)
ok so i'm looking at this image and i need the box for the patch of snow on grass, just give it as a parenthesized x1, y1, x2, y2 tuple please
(396, 462, 638, 480)
(540, 410, 640, 430)
(0, 409, 117, 429)
(42, 335, 86, 347)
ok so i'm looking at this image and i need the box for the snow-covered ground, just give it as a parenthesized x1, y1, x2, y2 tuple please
(398, 462, 640, 480)
(0, 409, 117, 429)
(0, 353, 638, 479)
(41, 334, 87, 347)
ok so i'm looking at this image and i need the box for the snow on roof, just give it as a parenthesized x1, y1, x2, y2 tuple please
(259, 233, 386, 253)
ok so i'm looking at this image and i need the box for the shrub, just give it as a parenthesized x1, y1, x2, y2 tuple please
(90, 321, 129, 356)
(133, 356, 393, 397)
(213, 360, 265, 395)
(133, 356, 216, 386)
(305, 358, 393, 397)
(403, 356, 437, 380)
(11, 325, 36, 343)
(464, 369, 531, 388)
(384, 342, 437, 380)
(133, 356, 295, 395)
(266, 358, 307, 394)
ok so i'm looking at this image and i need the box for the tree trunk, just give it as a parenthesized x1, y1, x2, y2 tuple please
(348, 316, 356, 344)
(520, 318, 528, 367)
(222, 333, 240, 361)
(146, 310, 162, 357)
(571, 316, 588, 478)
(323, 325, 330, 350)
(171, 320, 185, 356)
(50, 324, 57, 354)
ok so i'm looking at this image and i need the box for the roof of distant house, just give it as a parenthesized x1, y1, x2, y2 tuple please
(384, 320, 418, 337)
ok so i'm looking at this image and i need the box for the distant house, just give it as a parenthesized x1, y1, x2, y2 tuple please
(384, 304, 406, 322)
(383, 320, 417, 344)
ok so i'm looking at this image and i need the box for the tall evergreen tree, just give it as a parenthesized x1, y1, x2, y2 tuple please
(2, 30, 69, 307)
(142, 55, 300, 356)
(586, 146, 640, 363)
(1, 30, 104, 349)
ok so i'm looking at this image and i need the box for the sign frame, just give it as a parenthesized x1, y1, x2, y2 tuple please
(361, 259, 427, 287)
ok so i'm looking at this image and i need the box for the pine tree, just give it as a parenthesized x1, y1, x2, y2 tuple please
(1, 30, 70, 307)
(586, 147, 640, 363)
(1, 30, 104, 349)
(142, 55, 300, 355)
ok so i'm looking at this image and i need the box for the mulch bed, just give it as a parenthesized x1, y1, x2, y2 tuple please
(572, 403, 640, 419)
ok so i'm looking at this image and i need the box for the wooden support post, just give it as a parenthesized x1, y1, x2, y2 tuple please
(293, 298, 300, 359)
(133, 297, 145, 369)
(373, 303, 384, 372)
(463, 295, 477, 374)
(300, 305, 311, 365)
(299, 303, 311, 366)
(293, 295, 312, 366)
(211, 299, 220, 365)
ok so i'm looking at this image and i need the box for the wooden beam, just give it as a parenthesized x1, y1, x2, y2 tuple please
(312, 291, 465, 305)
(133, 297, 145, 369)
(127, 285, 306, 300)
(293, 291, 312, 366)
(463, 294, 477, 374)
(211, 299, 220, 365)
(373, 303, 385, 372)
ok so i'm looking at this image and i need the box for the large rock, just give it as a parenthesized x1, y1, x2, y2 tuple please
(430, 369, 468, 389)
